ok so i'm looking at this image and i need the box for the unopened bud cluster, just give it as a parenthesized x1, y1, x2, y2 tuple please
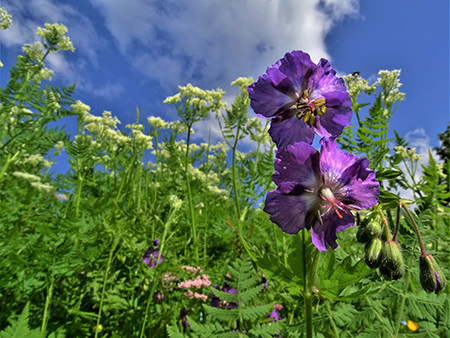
(357, 212, 447, 293)
(357, 214, 405, 280)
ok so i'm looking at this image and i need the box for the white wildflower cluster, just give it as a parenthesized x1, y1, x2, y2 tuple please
(187, 164, 213, 183)
(148, 116, 170, 130)
(30, 181, 53, 193)
(126, 123, 153, 150)
(37, 23, 75, 52)
(54, 141, 64, 151)
(236, 150, 246, 162)
(344, 73, 369, 99)
(156, 140, 201, 160)
(200, 142, 229, 163)
(169, 195, 183, 210)
(376, 70, 405, 109)
(231, 77, 254, 94)
(22, 42, 44, 61)
(23, 154, 51, 168)
(436, 163, 446, 180)
(0, 7, 12, 67)
(11, 171, 55, 193)
(0, 7, 12, 30)
(394, 146, 422, 161)
(164, 83, 227, 113)
(171, 121, 192, 135)
(35, 67, 54, 82)
(149, 181, 160, 189)
(207, 185, 229, 200)
(13, 172, 41, 182)
(71, 100, 91, 116)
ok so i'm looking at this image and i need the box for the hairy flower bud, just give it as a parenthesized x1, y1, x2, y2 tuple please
(380, 240, 404, 280)
(357, 224, 370, 243)
(365, 238, 383, 269)
(419, 254, 447, 294)
(365, 221, 382, 239)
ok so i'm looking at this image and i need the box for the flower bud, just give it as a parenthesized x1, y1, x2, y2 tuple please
(365, 221, 382, 239)
(357, 224, 370, 243)
(419, 254, 447, 294)
(380, 240, 404, 280)
(364, 238, 382, 269)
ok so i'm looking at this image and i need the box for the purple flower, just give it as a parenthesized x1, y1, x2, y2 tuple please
(142, 239, 164, 269)
(210, 282, 239, 309)
(180, 308, 190, 331)
(264, 138, 379, 251)
(267, 309, 282, 322)
(260, 276, 268, 292)
(247, 50, 352, 149)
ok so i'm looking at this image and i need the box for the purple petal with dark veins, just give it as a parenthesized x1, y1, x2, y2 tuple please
(311, 211, 354, 251)
(272, 142, 320, 193)
(269, 115, 315, 149)
(264, 189, 320, 234)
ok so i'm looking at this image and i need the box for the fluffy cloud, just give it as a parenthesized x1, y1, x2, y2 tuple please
(89, 0, 360, 92)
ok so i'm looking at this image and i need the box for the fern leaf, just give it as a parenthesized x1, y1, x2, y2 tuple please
(0, 303, 40, 338)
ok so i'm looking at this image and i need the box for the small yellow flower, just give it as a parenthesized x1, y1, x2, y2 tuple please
(96, 324, 103, 333)
(407, 320, 418, 332)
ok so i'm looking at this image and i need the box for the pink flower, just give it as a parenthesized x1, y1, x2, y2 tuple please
(194, 293, 208, 302)
(183, 290, 194, 299)
(274, 304, 283, 311)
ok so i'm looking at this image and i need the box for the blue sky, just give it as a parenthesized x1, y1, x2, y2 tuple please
(1, 0, 449, 170)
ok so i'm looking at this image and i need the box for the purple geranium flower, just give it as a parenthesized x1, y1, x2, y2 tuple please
(264, 138, 379, 251)
(247, 50, 352, 149)
(142, 239, 164, 269)
(210, 282, 239, 309)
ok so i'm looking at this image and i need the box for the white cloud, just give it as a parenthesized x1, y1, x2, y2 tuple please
(89, 0, 360, 93)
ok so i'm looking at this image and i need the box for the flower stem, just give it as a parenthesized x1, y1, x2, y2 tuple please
(302, 230, 319, 338)
(401, 202, 426, 255)
(304, 292, 313, 338)
(231, 127, 242, 227)
(139, 272, 159, 338)
(40, 277, 55, 338)
(94, 238, 118, 338)
(184, 125, 198, 263)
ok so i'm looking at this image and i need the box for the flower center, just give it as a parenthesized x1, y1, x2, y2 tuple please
(294, 90, 327, 125)
(318, 186, 350, 219)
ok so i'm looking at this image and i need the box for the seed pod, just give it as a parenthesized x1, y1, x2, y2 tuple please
(419, 254, 447, 294)
(380, 240, 404, 280)
(357, 224, 370, 243)
(365, 238, 383, 269)
(365, 221, 382, 239)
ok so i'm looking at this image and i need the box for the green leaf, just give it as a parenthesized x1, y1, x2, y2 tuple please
(376, 168, 403, 181)
(241, 238, 298, 285)
(378, 188, 401, 209)
(0, 303, 40, 338)
(318, 251, 372, 300)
